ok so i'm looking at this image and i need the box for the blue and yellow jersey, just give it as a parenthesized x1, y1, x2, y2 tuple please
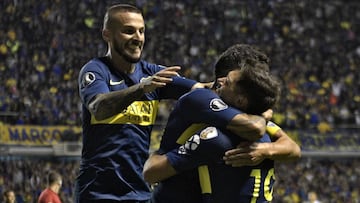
(157, 88, 241, 154)
(76, 57, 196, 201)
(152, 87, 277, 202)
(198, 131, 275, 203)
(152, 88, 243, 203)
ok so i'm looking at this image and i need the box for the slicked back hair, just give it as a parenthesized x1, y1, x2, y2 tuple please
(103, 4, 142, 31)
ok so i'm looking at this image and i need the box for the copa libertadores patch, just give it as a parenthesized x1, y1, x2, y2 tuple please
(209, 98, 228, 111)
(199, 127, 218, 140)
(81, 72, 95, 88)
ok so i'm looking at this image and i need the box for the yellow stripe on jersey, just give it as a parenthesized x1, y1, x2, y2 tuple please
(177, 124, 212, 194)
(91, 100, 159, 126)
(266, 121, 281, 136)
(176, 123, 209, 145)
(198, 165, 212, 194)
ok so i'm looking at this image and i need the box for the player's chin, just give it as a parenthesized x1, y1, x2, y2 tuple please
(124, 54, 141, 63)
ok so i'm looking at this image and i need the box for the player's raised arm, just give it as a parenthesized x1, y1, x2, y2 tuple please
(88, 66, 181, 120)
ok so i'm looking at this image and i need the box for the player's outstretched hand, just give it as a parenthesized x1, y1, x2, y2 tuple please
(141, 66, 181, 93)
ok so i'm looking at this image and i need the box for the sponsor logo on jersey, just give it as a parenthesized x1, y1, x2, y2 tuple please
(209, 98, 228, 111)
(109, 79, 124, 86)
(184, 134, 201, 151)
(91, 100, 159, 126)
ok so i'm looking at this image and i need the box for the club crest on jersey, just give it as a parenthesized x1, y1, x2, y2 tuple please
(209, 98, 228, 111)
(81, 72, 95, 88)
(199, 127, 218, 140)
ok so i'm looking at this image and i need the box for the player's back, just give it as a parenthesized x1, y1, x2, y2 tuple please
(201, 133, 275, 203)
(153, 88, 241, 202)
(151, 169, 202, 203)
(205, 159, 275, 203)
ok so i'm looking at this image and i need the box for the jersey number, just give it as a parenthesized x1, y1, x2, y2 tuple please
(250, 168, 275, 203)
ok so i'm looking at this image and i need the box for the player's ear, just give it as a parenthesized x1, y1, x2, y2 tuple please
(102, 29, 111, 42)
(235, 94, 249, 112)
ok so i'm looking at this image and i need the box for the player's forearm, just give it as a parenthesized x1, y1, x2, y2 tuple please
(266, 130, 301, 161)
(143, 153, 177, 184)
(226, 114, 266, 141)
(89, 84, 144, 120)
(264, 121, 301, 161)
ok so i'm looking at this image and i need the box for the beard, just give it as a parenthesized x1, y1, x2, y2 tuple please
(113, 38, 142, 63)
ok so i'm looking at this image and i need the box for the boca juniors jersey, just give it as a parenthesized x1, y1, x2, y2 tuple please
(76, 57, 196, 201)
(200, 131, 275, 203)
(152, 88, 243, 203)
(152, 88, 275, 203)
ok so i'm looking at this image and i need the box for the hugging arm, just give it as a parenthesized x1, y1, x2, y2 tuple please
(143, 152, 177, 184)
(223, 121, 301, 167)
(88, 66, 182, 120)
(144, 127, 233, 184)
(226, 114, 266, 141)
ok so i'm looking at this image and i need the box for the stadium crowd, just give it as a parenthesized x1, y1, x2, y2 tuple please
(0, 158, 359, 203)
(0, 0, 360, 202)
(0, 0, 359, 129)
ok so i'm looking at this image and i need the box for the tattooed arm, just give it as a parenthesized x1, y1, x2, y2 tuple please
(89, 84, 145, 120)
(88, 66, 180, 120)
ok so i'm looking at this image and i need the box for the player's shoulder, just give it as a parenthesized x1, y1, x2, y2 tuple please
(178, 88, 219, 107)
(183, 88, 217, 98)
(137, 60, 163, 73)
(80, 57, 109, 74)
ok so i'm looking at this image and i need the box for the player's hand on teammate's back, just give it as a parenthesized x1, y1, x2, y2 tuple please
(262, 109, 273, 121)
(223, 142, 268, 167)
(141, 66, 181, 93)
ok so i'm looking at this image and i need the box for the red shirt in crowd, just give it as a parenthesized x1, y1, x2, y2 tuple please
(38, 188, 62, 203)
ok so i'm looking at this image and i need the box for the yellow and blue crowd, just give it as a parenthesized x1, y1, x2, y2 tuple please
(0, 0, 359, 202)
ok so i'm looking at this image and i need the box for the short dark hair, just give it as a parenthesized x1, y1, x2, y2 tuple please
(215, 44, 270, 78)
(103, 4, 142, 30)
(235, 62, 280, 115)
(47, 171, 62, 186)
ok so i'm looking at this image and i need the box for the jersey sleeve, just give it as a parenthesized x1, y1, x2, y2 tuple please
(78, 59, 110, 107)
(180, 89, 243, 128)
(166, 127, 234, 172)
(159, 76, 197, 99)
(139, 61, 197, 100)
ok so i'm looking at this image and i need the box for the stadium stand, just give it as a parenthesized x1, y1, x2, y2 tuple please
(0, 0, 359, 202)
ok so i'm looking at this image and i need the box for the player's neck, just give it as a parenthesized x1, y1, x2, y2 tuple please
(105, 54, 135, 74)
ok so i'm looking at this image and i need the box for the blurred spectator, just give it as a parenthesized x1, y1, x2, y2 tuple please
(37, 171, 62, 203)
(304, 191, 322, 203)
(274, 158, 360, 203)
(2, 189, 16, 203)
